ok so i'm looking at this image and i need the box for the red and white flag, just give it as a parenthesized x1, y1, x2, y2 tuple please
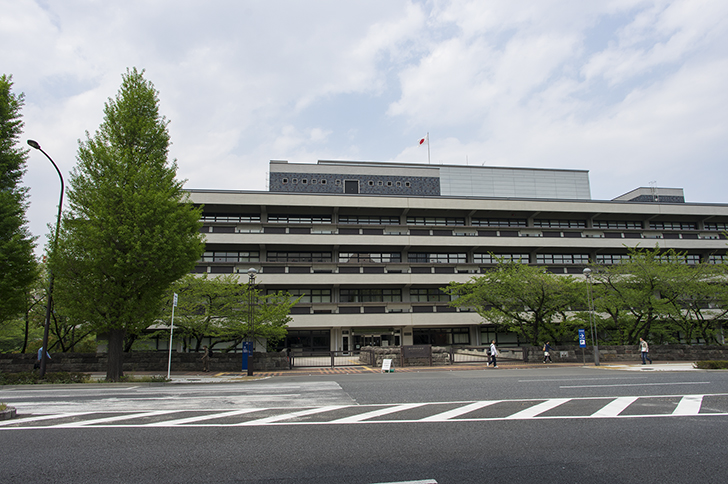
(418, 134, 428, 145)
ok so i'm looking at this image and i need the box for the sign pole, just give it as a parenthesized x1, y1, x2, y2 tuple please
(167, 293, 178, 380)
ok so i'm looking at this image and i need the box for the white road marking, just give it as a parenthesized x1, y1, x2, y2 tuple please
(235, 405, 347, 425)
(506, 398, 571, 419)
(420, 401, 498, 422)
(561, 381, 710, 389)
(591, 396, 639, 417)
(672, 395, 703, 415)
(330, 403, 427, 423)
(3, 394, 727, 429)
(54, 410, 181, 427)
(148, 408, 263, 426)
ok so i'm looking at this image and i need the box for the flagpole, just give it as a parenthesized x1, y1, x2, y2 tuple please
(167, 293, 178, 379)
(426, 132, 430, 164)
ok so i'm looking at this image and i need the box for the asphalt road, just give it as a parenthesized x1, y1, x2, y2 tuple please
(2, 366, 727, 484)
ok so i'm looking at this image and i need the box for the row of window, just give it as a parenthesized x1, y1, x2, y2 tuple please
(203, 251, 726, 265)
(267, 288, 450, 303)
(202, 213, 725, 230)
(280, 178, 413, 188)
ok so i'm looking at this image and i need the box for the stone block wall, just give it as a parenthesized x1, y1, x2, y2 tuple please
(0, 351, 290, 374)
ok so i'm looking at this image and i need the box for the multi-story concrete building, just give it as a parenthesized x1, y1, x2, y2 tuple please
(188, 160, 728, 352)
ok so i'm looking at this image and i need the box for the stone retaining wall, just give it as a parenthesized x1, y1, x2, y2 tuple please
(526, 344, 728, 364)
(0, 351, 290, 374)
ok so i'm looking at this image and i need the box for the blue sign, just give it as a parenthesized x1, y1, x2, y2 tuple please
(241, 342, 253, 370)
(578, 329, 587, 348)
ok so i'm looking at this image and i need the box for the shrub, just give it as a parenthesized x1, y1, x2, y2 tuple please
(694, 360, 728, 370)
(0, 371, 91, 385)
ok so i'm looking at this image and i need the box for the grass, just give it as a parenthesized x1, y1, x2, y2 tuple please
(0, 371, 91, 385)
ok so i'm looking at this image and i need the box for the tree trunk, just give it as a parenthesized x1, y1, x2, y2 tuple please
(106, 328, 126, 381)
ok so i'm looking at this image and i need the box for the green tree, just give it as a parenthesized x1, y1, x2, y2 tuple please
(216, 287, 296, 351)
(0, 74, 37, 324)
(164, 273, 242, 352)
(161, 274, 297, 352)
(445, 260, 580, 345)
(51, 68, 204, 381)
(587, 245, 722, 345)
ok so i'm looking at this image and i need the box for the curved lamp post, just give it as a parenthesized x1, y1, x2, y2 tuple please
(583, 267, 600, 366)
(27, 140, 64, 377)
(247, 267, 258, 376)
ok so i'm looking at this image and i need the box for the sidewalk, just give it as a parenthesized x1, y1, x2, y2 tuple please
(86, 361, 700, 384)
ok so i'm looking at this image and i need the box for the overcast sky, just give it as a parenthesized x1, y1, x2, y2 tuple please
(3, 0, 728, 249)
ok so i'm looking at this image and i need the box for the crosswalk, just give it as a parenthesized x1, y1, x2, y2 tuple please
(2, 393, 727, 430)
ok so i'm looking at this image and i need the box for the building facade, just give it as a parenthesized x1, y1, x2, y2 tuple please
(188, 160, 728, 352)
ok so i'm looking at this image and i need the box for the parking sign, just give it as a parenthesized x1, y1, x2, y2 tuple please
(578, 329, 586, 348)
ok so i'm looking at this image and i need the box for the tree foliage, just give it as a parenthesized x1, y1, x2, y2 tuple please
(590, 246, 728, 345)
(162, 273, 296, 352)
(51, 68, 205, 380)
(0, 74, 37, 323)
(445, 261, 581, 345)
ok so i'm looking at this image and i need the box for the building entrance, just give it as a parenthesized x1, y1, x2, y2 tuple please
(351, 328, 400, 349)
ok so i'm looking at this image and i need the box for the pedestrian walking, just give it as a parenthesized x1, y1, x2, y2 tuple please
(488, 340, 499, 368)
(639, 338, 652, 365)
(543, 342, 552, 363)
(34, 347, 51, 370)
(201, 345, 210, 372)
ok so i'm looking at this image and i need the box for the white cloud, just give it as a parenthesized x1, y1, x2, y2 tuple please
(2, 0, 727, 249)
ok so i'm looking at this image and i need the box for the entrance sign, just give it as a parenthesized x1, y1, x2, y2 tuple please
(381, 358, 394, 373)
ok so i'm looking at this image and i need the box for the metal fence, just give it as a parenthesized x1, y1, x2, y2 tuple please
(449, 346, 526, 364)
(288, 350, 364, 368)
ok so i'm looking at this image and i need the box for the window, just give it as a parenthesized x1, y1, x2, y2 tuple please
(339, 252, 401, 263)
(407, 216, 465, 226)
(536, 254, 589, 265)
(471, 218, 527, 227)
(268, 214, 332, 224)
(269, 288, 332, 303)
(368, 181, 374, 186)
(596, 254, 631, 264)
(410, 288, 450, 302)
(340, 289, 402, 303)
(266, 251, 332, 262)
(709, 254, 728, 264)
(282, 178, 288, 184)
(657, 254, 701, 265)
(201, 251, 259, 262)
(201, 214, 261, 223)
(593, 220, 643, 229)
(474, 253, 529, 264)
(339, 215, 400, 225)
(704, 222, 728, 231)
(649, 221, 698, 231)
(533, 220, 586, 228)
(408, 252, 467, 263)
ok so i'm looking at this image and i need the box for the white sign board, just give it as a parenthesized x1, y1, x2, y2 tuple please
(381, 358, 393, 373)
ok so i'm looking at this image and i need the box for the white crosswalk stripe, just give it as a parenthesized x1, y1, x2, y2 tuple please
(3, 394, 728, 429)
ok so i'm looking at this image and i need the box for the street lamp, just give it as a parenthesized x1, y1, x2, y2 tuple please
(27, 140, 64, 377)
(582, 267, 600, 366)
(247, 267, 258, 376)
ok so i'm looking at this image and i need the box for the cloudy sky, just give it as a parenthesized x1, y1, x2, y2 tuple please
(3, 0, 728, 249)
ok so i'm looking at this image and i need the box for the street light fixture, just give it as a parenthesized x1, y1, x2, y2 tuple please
(583, 267, 600, 366)
(247, 267, 258, 376)
(27, 139, 64, 377)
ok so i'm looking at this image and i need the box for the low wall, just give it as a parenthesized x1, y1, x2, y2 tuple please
(359, 346, 450, 367)
(0, 351, 290, 374)
(525, 344, 728, 364)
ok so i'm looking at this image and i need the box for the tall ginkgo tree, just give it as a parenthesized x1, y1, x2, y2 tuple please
(51, 68, 205, 381)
